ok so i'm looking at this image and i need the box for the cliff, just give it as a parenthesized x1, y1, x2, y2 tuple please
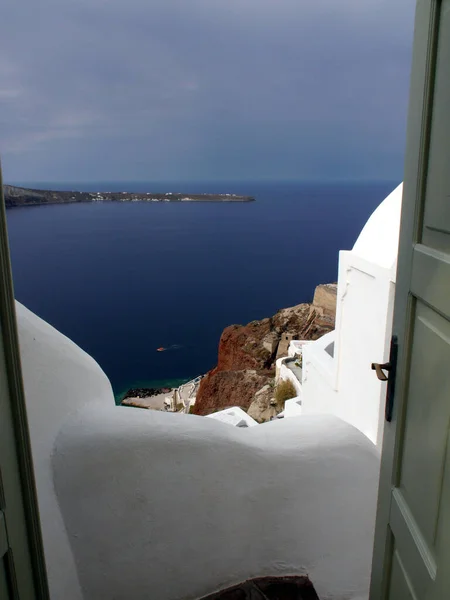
(193, 284, 337, 418)
(3, 185, 255, 208)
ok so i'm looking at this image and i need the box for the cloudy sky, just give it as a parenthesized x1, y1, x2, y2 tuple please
(1, 0, 415, 183)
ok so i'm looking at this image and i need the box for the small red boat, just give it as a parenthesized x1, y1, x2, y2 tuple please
(156, 347, 166, 352)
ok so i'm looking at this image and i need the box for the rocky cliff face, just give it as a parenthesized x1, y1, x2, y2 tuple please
(193, 284, 337, 418)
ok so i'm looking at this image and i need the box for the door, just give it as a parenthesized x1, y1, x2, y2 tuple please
(370, 1, 450, 598)
(0, 162, 49, 598)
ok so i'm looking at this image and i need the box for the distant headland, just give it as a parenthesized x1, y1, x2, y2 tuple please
(3, 185, 255, 208)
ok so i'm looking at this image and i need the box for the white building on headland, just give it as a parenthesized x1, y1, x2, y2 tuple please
(277, 183, 403, 447)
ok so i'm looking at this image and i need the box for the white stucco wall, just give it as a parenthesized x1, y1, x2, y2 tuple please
(288, 339, 311, 358)
(206, 406, 258, 427)
(16, 302, 115, 600)
(352, 183, 403, 271)
(334, 254, 395, 446)
(17, 303, 380, 600)
(53, 410, 378, 600)
(302, 254, 395, 447)
(283, 396, 303, 417)
(301, 184, 401, 447)
(301, 356, 337, 418)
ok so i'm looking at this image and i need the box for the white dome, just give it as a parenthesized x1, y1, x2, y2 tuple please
(352, 182, 403, 272)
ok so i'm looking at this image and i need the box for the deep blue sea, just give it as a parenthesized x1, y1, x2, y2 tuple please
(6, 180, 397, 400)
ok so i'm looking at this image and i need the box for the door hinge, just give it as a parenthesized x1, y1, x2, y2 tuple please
(371, 335, 398, 422)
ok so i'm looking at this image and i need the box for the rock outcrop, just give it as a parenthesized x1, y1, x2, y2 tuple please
(247, 385, 278, 423)
(312, 283, 337, 318)
(193, 284, 337, 418)
(193, 370, 273, 416)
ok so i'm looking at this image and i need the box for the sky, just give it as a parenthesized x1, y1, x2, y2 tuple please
(1, 0, 415, 183)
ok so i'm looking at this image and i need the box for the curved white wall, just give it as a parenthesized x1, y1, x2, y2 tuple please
(301, 184, 401, 446)
(54, 409, 378, 600)
(17, 302, 379, 600)
(352, 183, 403, 272)
(16, 302, 115, 600)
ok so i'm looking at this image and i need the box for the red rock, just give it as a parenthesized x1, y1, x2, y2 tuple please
(194, 286, 336, 417)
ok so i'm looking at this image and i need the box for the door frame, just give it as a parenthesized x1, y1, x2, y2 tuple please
(370, 1, 442, 597)
(0, 162, 50, 598)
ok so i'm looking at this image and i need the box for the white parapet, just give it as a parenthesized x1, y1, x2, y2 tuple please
(288, 339, 311, 358)
(206, 406, 258, 427)
(284, 396, 303, 417)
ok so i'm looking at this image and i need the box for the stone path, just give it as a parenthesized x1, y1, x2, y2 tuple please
(201, 576, 319, 599)
(286, 361, 302, 383)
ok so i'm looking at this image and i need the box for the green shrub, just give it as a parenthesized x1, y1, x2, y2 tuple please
(295, 354, 303, 368)
(274, 379, 297, 407)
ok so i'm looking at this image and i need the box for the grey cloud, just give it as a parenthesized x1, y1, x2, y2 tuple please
(1, 0, 414, 182)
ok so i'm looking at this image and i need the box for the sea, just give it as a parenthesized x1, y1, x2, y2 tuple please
(6, 180, 397, 402)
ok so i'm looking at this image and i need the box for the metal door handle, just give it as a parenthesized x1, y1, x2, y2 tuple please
(371, 362, 391, 381)
(371, 336, 398, 422)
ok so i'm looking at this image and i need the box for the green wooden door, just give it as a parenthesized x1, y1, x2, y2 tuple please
(370, 1, 450, 598)
(0, 163, 49, 598)
(0, 511, 13, 598)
